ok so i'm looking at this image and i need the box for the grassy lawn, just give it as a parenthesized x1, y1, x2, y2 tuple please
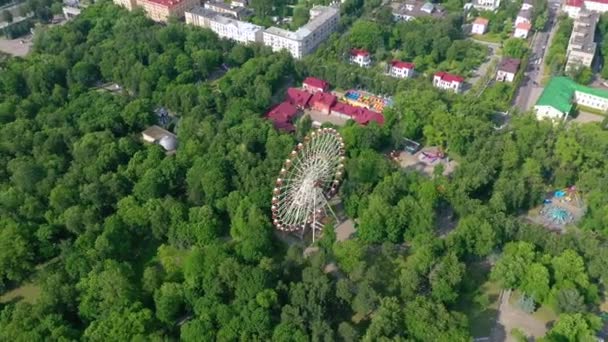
(0, 283, 41, 304)
(456, 261, 501, 337)
(471, 33, 503, 44)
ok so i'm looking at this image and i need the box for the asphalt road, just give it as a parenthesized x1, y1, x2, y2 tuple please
(513, 1, 562, 111)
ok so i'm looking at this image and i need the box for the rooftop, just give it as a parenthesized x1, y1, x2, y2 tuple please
(498, 57, 520, 73)
(145, 0, 191, 8)
(187, 7, 262, 33)
(303, 77, 329, 90)
(569, 11, 598, 54)
(516, 22, 532, 30)
(331, 102, 384, 125)
(391, 60, 415, 69)
(536, 76, 608, 113)
(517, 9, 532, 20)
(566, 0, 583, 7)
(142, 125, 175, 140)
(351, 48, 369, 56)
(391, 1, 445, 19)
(264, 6, 338, 41)
(473, 17, 489, 25)
(286, 88, 312, 107)
(267, 101, 299, 123)
(310, 91, 337, 107)
(435, 71, 464, 83)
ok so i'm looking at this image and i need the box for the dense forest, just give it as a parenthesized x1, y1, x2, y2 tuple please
(0, 1, 607, 341)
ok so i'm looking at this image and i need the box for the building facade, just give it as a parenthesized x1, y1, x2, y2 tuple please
(388, 61, 415, 78)
(566, 10, 598, 71)
(433, 72, 464, 93)
(350, 49, 371, 67)
(472, 0, 501, 11)
(514, 22, 531, 38)
(185, 6, 263, 44)
(262, 6, 339, 59)
(534, 76, 608, 120)
(496, 57, 520, 82)
(472, 17, 488, 34)
(136, 0, 199, 22)
(114, 0, 138, 10)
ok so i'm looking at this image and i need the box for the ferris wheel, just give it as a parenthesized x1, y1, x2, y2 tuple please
(271, 128, 346, 241)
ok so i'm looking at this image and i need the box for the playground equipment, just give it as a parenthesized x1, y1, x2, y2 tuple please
(540, 205, 574, 226)
(544, 185, 583, 207)
(343, 90, 392, 113)
(419, 149, 445, 163)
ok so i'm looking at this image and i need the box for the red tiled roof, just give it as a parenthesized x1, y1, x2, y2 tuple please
(351, 48, 370, 57)
(516, 22, 532, 30)
(473, 17, 489, 25)
(145, 0, 187, 7)
(272, 121, 295, 132)
(566, 0, 583, 7)
(434, 71, 464, 83)
(391, 60, 415, 70)
(498, 57, 520, 74)
(331, 102, 384, 125)
(267, 102, 298, 123)
(310, 92, 337, 108)
(286, 88, 312, 108)
(303, 77, 329, 91)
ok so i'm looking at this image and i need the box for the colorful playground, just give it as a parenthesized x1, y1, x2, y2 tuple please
(527, 186, 585, 232)
(392, 145, 457, 177)
(343, 90, 393, 113)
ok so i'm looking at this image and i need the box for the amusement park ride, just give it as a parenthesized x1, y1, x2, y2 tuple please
(271, 128, 346, 242)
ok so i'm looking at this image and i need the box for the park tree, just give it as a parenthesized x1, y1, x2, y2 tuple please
(491, 241, 536, 289)
(503, 38, 528, 59)
(348, 20, 384, 51)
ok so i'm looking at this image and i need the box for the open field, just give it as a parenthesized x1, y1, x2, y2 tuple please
(0, 283, 41, 304)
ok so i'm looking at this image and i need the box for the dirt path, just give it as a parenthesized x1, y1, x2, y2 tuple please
(490, 290, 548, 342)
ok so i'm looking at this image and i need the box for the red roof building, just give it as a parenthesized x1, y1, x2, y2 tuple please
(389, 60, 415, 78)
(565, 0, 583, 7)
(433, 71, 464, 93)
(302, 77, 329, 93)
(331, 102, 384, 125)
(350, 49, 372, 67)
(286, 88, 312, 108)
(310, 92, 337, 115)
(266, 101, 299, 132)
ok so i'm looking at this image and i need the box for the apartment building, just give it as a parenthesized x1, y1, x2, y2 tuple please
(566, 10, 598, 71)
(114, 0, 137, 11)
(471, 0, 501, 11)
(262, 6, 339, 59)
(185, 6, 263, 43)
(133, 0, 199, 21)
(204, 1, 248, 19)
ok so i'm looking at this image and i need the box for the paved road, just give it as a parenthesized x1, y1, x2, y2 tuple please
(513, 1, 562, 111)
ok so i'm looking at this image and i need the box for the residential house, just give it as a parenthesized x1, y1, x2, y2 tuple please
(350, 49, 372, 67)
(471, 0, 501, 11)
(388, 60, 415, 78)
(514, 22, 532, 38)
(472, 17, 489, 34)
(515, 9, 532, 26)
(496, 57, 520, 82)
(433, 71, 464, 93)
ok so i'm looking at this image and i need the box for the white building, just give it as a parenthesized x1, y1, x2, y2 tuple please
(433, 71, 464, 93)
(534, 76, 608, 121)
(350, 49, 371, 67)
(388, 60, 415, 78)
(471, 0, 501, 11)
(496, 57, 520, 82)
(563, 0, 583, 18)
(566, 10, 598, 71)
(521, 0, 533, 10)
(185, 7, 263, 44)
(514, 22, 531, 38)
(204, 1, 248, 19)
(581, 0, 608, 13)
(262, 6, 339, 59)
(515, 9, 532, 26)
(471, 17, 489, 34)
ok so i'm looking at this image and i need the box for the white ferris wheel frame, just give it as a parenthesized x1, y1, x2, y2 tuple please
(271, 128, 345, 242)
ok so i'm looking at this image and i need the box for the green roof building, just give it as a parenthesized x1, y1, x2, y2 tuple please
(534, 77, 608, 120)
